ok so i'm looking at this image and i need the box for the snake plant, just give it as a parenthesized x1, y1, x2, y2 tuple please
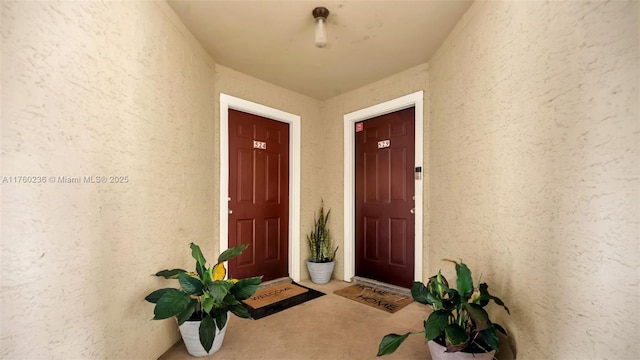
(307, 201, 338, 263)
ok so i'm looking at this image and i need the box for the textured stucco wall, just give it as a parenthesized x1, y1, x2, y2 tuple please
(214, 65, 323, 280)
(3, 0, 638, 359)
(1, 1, 216, 359)
(323, 64, 430, 281)
(428, 0, 639, 358)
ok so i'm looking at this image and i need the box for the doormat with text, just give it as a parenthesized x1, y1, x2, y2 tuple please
(243, 283, 308, 309)
(333, 283, 413, 313)
(242, 282, 325, 319)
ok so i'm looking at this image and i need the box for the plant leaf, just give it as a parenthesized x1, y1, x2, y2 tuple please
(427, 272, 449, 298)
(494, 322, 507, 336)
(464, 302, 489, 330)
(145, 288, 173, 303)
(377, 333, 410, 356)
(223, 293, 241, 306)
(478, 283, 510, 314)
(199, 314, 215, 353)
(190, 243, 207, 265)
(478, 282, 490, 306)
(442, 289, 460, 311)
(424, 310, 450, 340)
(154, 269, 186, 279)
(215, 310, 228, 331)
(229, 276, 262, 300)
(153, 289, 190, 320)
(176, 298, 198, 325)
(480, 324, 500, 350)
(217, 244, 249, 263)
(230, 304, 251, 318)
(202, 265, 213, 288)
(208, 280, 233, 303)
(201, 294, 215, 314)
(212, 263, 226, 281)
(425, 272, 450, 309)
(178, 273, 203, 296)
(444, 324, 469, 352)
(190, 243, 207, 278)
(454, 260, 473, 300)
(196, 263, 205, 279)
(410, 282, 430, 305)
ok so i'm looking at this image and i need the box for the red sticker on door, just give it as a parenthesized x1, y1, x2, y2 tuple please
(355, 122, 364, 132)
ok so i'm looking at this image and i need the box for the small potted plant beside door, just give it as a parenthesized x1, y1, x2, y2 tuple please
(377, 260, 510, 360)
(306, 200, 338, 284)
(145, 243, 262, 357)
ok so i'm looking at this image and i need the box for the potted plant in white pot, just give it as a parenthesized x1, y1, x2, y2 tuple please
(377, 260, 510, 359)
(306, 201, 338, 284)
(145, 243, 262, 357)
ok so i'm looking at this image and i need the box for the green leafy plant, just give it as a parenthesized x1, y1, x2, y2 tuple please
(307, 200, 338, 263)
(145, 243, 262, 353)
(378, 260, 509, 357)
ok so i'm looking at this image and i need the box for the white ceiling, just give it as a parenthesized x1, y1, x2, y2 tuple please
(167, 0, 473, 100)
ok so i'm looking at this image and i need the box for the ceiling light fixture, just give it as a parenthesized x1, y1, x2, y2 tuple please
(312, 7, 329, 48)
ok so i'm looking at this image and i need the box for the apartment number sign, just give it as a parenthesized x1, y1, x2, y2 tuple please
(253, 140, 267, 150)
(377, 140, 390, 149)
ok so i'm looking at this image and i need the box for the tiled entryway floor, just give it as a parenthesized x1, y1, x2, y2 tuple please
(158, 280, 514, 360)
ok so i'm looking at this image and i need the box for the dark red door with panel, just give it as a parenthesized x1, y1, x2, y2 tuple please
(355, 107, 415, 288)
(228, 109, 289, 282)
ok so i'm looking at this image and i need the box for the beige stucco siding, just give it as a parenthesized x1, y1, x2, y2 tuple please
(428, 0, 639, 358)
(1, 1, 216, 358)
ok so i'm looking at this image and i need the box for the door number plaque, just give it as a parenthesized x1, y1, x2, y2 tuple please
(377, 140, 390, 149)
(253, 140, 267, 150)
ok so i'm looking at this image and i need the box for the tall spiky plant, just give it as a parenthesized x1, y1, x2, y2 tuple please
(307, 200, 338, 263)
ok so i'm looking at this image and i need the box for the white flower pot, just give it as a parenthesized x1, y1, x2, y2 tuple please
(178, 314, 230, 357)
(306, 260, 335, 284)
(427, 340, 496, 360)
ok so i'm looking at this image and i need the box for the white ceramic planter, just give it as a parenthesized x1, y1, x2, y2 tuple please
(427, 340, 496, 360)
(306, 260, 335, 284)
(178, 314, 230, 357)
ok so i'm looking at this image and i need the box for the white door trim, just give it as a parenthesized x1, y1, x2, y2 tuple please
(343, 91, 424, 283)
(219, 93, 302, 282)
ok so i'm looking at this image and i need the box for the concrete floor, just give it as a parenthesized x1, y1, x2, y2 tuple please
(158, 280, 514, 360)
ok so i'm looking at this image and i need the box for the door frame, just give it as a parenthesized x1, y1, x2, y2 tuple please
(219, 93, 302, 282)
(343, 91, 424, 284)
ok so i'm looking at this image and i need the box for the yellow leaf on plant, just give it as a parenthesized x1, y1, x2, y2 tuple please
(230, 278, 239, 284)
(212, 263, 226, 281)
(470, 289, 481, 304)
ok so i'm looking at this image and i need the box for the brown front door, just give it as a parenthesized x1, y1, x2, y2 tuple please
(228, 109, 289, 282)
(355, 107, 415, 288)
